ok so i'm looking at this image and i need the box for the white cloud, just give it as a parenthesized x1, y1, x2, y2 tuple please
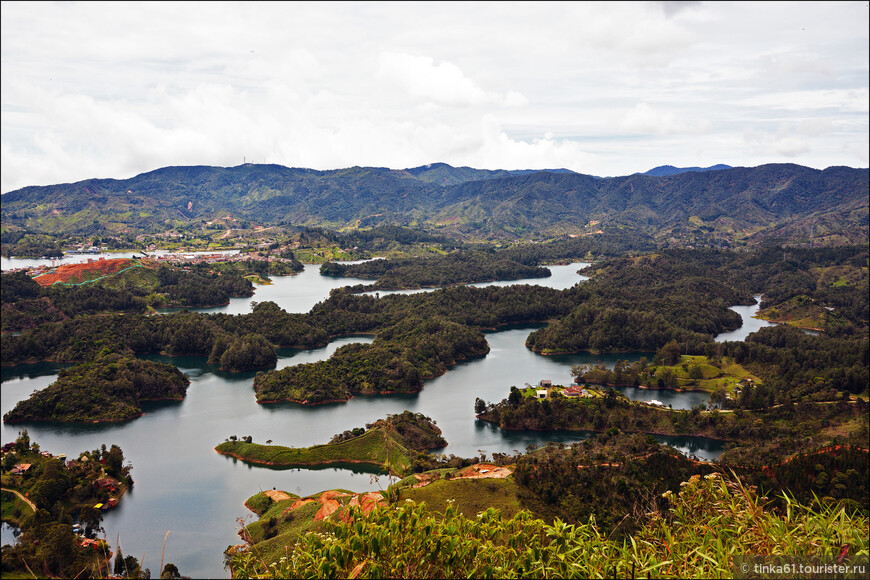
(740, 89, 870, 113)
(621, 103, 712, 135)
(1, 1, 867, 192)
(744, 126, 812, 158)
(377, 52, 526, 108)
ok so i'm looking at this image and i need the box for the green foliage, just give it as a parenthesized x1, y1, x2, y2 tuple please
(227, 473, 869, 579)
(215, 333, 277, 372)
(572, 355, 749, 395)
(215, 413, 444, 477)
(400, 477, 524, 520)
(253, 316, 488, 403)
(527, 250, 748, 354)
(0, 260, 256, 332)
(721, 324, 869, 402)
(478, 390, 867, 452)
(1, 233, 63, 258)
(322, 249, 550, 290)
(157, 263, 254, 307)
(513, 435, 711, 534)
(3, 353, 189, 423)
(1, 439, 129, 578)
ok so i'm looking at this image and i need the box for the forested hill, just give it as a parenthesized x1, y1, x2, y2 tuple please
(1, 162, 866, 244)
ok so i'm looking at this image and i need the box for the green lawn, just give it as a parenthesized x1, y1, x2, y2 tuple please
(215, 429, 414, 476)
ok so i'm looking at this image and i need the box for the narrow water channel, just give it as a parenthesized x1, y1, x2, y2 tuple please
(714, 294, 777, 342)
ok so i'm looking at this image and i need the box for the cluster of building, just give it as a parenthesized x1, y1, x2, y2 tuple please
(528, 379, 594, 399)
(9, 462, 31, 475)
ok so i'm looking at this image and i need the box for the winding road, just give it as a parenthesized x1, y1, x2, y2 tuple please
(1, 487, 36, 513)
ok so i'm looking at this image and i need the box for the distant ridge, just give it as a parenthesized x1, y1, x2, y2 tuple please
(403, 162, 575, 187)
(1, 162, 866, 246)
(643, 164, 732, 177)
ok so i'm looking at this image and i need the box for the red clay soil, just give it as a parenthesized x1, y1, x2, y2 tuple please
(33, 258, 140, 286)
(264, 489, 292, 502)
(454, 463, 513, 480)
(275, 489, 386, 523)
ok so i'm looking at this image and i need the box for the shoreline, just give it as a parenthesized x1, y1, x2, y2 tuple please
(474, 414, 737, 444)
(214, 447, 387, 472)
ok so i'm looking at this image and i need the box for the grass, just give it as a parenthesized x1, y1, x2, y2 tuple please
(1, 489, 34, 525)
(242, 499, 329, 565)
(215, 428, 415, 476)
(236, 472, 527, 573)
(643, 356, 759, 395)
(229, 473, 870, 579)
(245, 490, 299, 515)
(757, 298, 826, 330)
(400, 477, 524, 519)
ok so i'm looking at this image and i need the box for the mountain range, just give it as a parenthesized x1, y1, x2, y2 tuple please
(1, 162, 867, 245)
(642, 164, 732, 177)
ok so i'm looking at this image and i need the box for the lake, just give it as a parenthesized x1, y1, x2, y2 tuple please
(1, 261, 736, 578)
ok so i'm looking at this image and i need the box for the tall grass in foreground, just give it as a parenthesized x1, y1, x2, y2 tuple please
(228, 473, 868, 579)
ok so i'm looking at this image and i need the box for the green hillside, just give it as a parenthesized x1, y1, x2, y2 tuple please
(2, 162, 866, 245)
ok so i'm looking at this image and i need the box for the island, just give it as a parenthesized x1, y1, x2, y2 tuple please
(215, 411, 446, 477)
(3, 353, 189, 423)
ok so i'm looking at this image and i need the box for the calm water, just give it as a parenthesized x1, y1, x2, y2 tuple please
(1, 261, 732, 578)
(0, 522, 19, 546)
(714, 295, 777, 342)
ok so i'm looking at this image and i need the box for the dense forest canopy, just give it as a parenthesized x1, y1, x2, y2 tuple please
(3, 352, 190, 423)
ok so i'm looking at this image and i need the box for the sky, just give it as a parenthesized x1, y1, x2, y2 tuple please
(1, 1, 868, 193)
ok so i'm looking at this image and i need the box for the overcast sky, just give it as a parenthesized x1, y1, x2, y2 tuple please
(1, 1, 868, 193)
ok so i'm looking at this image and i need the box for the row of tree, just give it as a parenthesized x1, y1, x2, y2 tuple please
(321, 249, 550, 289)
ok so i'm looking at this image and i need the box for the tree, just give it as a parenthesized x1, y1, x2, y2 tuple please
(160, 563, 181, 579)
(79, 506, 104, 539)
(105, 444, 125, 478)
(14, 429, 30, 453)
(571, 364, 589, 382)
(658, 340, 682, 366)
(710, 386, 729, 408)
(474, 397, 486, 415)
(40, 523, 77, 576)
(114, 545, 126, 576)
